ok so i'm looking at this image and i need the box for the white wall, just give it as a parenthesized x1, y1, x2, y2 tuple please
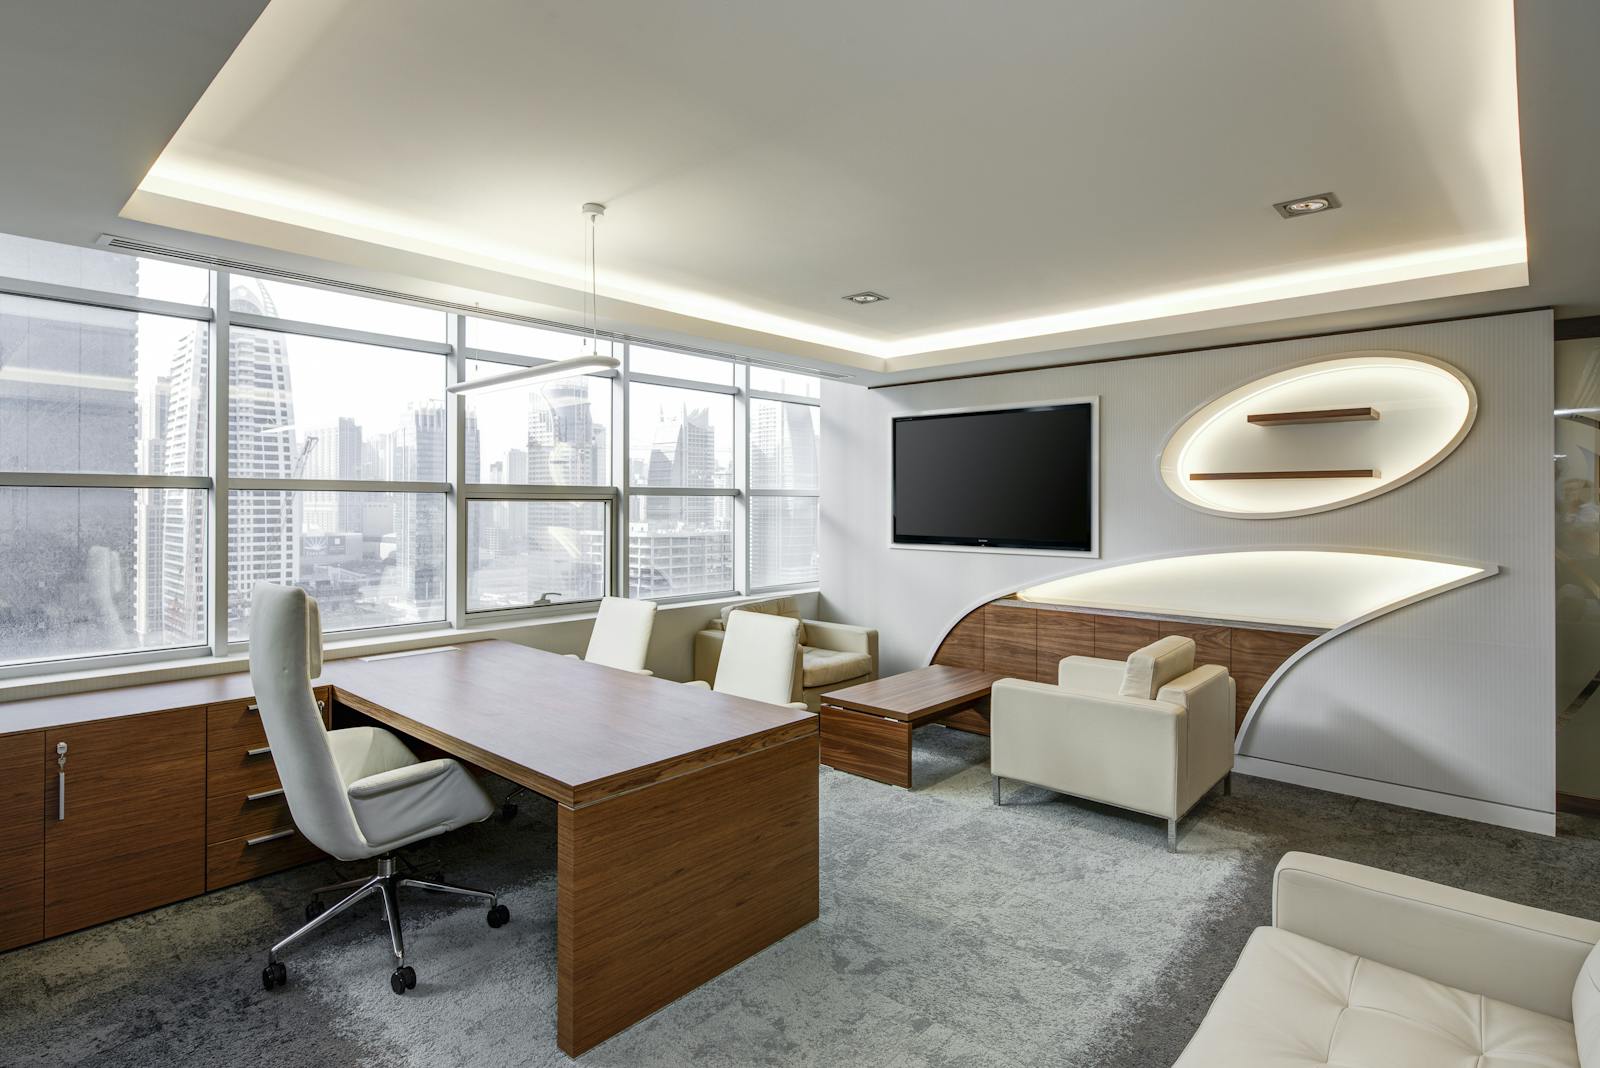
(820, 311, 1553, 831)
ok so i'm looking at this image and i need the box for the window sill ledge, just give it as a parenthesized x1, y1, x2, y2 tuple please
(0, 589, 818, 706)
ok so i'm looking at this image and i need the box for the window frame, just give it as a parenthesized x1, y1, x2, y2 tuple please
(0, 240, 824, 680)
(745, 384, 822, 594)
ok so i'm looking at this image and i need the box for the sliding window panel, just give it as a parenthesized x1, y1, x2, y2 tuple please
(628, 495, 734, 598)
(0, 296, 209, 477)
(466, 361, 612, 486)
(230, 275, 448, 341)
(749, 399, 819, 491)
(627, 383, 734, 489)
(0, 232, 210, 305)
(226, 328, 448, 481)
(750, 497, 819, 588)
(0, 488, 207, 667)
(466, 500, 608, 611)
(227, 490, 447, 639)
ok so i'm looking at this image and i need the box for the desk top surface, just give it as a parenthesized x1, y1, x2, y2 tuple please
(322, 640, 816, 807)
(820, 665, 1005, 722)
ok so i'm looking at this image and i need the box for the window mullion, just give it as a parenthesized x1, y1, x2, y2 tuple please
(210, 268, 232, 658)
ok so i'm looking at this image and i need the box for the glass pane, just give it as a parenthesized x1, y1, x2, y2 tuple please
(227, 325, 447, 481)
(228, 490, 445, 640)
(628, 345, 733, 386)
(751, 496, 820, 588)
(627, 383, 733, 488)
(0, 295, 208, 476)
(466, 317, 614, 360)
(749, 367, 821, 398)
(750, 399, 820, 491)
(0, 232, 209, 305)
(467, 500, 607, 611)
(230, 275, 447, 341)
(628, 495, 733, 597)
(466, 360, 611, 486)
(0, 487, 207, 667)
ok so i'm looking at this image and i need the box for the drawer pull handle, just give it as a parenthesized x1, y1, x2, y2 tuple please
(245, 829, 295, 847)
(246, 745, 272, 757)
(246, 787, 285, 802)
(246, 703, 259, 714)
(56, 742, 68, 821)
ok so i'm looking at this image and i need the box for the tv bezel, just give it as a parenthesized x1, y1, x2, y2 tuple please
(889, 397, 1100, 557)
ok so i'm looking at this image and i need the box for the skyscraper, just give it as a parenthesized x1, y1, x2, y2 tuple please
(134, 374, 170, 640)
(301, 416, 363, 533)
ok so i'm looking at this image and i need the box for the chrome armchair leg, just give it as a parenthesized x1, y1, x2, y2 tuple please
(992, 775, 1003, 806)
(1223, 772, 1233, 796)
(1167, 818, 1178, 852)
(270, 876, 383, 963)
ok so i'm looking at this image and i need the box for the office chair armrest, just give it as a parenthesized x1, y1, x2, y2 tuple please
(634, 668, 654, 677)
(786, 702, 809, 711)
(683, 679, 712, 690)
(347, 758, 453, 800)
(563, 653, 580, 659)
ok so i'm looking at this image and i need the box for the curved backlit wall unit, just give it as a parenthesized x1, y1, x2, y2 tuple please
(1003, 549, 1497, 747)
(1160, 352, 1477, 518)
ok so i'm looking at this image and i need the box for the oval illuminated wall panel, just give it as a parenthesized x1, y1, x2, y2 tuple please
(1160, 351, 1477, 518)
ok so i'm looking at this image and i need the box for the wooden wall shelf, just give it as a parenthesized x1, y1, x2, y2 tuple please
(1247, 406, 1379, 426)
(1190, 469, 1376, 481)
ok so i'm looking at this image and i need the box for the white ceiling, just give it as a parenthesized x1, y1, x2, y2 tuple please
(121, 0, 1533, 374)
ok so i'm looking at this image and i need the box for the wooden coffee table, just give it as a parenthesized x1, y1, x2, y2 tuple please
(819, 665, 1005, 788)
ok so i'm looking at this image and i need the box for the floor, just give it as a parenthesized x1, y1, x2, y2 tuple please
(4, 728, 1599, 1068)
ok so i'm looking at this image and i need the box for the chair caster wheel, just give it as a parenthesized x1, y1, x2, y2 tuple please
(498, 802, 518, 822)
(487, 903, 510, 928)
(390, 966, 416, 995)
(262, 961, 287, 991)
(304, 899, 326, 922)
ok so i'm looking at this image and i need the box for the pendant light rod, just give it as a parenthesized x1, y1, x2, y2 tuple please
(447, 354, 621, 396)
(582, 201, 605, 355)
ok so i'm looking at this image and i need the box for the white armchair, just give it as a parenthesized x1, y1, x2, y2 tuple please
(693, 596, 877, 711)
(990, 635, 1234, 850)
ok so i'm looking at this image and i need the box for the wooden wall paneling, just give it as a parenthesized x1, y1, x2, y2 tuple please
(983, 602, 1044, 681)
(557, 734, 819, 1056)
(43, 707, 206, 938)
(1093, 614, 1161, 660)
(1231, 629, 1316, 730)
(1160, 621, 1232, 670)
(932, 609, 985, 669)
(1036, 610, 1095, 681)
(0, 731, 44, 951)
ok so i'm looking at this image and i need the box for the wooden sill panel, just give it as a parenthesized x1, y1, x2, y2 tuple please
(1190, 469, 1376, 480)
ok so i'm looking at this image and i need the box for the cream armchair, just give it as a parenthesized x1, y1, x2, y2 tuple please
(694, 596, 878, 711)
(990, 635, 1234, 850)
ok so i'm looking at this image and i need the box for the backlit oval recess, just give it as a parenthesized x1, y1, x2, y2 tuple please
(1159, 351, 1476, 518)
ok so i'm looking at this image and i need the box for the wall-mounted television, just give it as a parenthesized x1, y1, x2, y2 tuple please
(891, 400, 1096, 553)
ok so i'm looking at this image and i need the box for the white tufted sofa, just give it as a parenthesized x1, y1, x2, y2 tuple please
(1175, 852, 1600, 1067)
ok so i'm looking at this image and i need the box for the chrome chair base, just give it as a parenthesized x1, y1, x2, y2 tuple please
(261, 855, 507, 996)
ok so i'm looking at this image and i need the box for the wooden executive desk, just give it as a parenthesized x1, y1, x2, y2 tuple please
(321, 640, 820, 1056)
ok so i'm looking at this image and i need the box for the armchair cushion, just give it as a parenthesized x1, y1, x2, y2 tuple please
(716, 596, 807, 644)
(801, 646, 874, 688)
(1118, 634, 1196, 699)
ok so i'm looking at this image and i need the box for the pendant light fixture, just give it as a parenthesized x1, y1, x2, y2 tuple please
(448, 201, 622, 395)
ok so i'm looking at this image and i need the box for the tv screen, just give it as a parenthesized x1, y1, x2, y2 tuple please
(892, 402, 1095, 552)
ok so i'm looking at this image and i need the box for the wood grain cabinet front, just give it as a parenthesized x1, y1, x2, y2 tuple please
(43, 708, 206, 939)
(0, 731, 45, 951)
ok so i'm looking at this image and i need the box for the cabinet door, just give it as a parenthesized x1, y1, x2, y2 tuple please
(44, 708, 206, 938)
(0, 731, 44, 951)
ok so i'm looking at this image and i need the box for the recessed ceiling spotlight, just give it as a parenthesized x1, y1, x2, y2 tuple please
(1274, 192, 1341, 219)
(843, 291, 889, 305)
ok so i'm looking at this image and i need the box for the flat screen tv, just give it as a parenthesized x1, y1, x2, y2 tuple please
(892, 401, 1096, 552)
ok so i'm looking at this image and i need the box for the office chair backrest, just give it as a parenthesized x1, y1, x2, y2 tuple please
(248, 583, 367, 860)
(714, 610, 803, 706)
(584, 596, 657, 671)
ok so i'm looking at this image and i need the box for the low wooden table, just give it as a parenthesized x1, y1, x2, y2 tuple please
(819, 666, 1004, 788)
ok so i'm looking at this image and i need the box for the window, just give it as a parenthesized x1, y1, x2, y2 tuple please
(0, 230, 823, 675)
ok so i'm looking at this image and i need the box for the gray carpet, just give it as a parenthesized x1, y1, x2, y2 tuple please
(5, 728, 1600, 1068)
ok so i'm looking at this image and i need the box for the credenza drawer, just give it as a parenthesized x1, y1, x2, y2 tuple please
(207, 688, 330, 752)
(208, 743, 285, 801)
(206, 828, 322, 891)
(207, 787, 297, 846)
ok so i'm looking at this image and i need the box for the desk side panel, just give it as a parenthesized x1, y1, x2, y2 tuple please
(557, 732, 820, 1055)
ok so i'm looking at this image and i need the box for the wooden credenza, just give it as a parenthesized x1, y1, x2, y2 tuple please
(0, 677, 331, 953)
(932, 599, 1320, 731)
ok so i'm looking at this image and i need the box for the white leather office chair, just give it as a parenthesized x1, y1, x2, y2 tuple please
(249, 583, 505, 997)
(989, 635, 1234, 851)
(573, 596, 657, 673)
(684, 610, 807, 709)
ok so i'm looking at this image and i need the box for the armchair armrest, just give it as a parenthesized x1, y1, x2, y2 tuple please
(1273, 851, 1600, 1020)
(683, 679, 711, 691)
(1057, 655, 1128, 694)
(802, 618, 878, 661)
(346, 757, 494, 851)
(693, 629, 724, 684)
(347, 758, 452, 800)
(991, 678, 1183, 818)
